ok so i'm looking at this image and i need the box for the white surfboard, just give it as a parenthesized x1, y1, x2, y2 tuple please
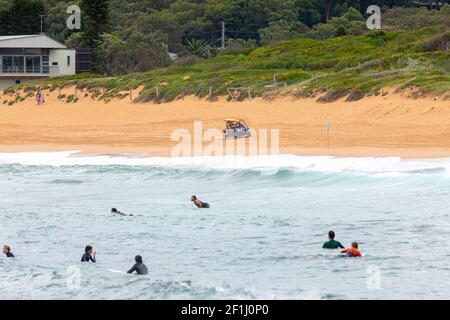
(108, 268, 127, 274)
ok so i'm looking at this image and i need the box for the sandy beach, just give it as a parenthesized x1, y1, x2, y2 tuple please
(1, 87, 450, 158)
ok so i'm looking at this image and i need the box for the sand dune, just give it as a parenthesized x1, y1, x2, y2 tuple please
(1, 87, 450, 158)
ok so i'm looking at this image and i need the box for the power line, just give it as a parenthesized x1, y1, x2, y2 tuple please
(220, 22, 268, 27)
(182, 30, 222, 37)
(226, 30, 261, 35)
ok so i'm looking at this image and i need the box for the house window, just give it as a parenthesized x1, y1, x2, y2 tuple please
(2, 56, 13, 73)
(67, 56, 71, 67)
(33, 56, 41, 73)
(26, 57, 33, 73)
(1, 56, 24, 73)
(42, 56, 49, 74)
(15, 80, 21, 84)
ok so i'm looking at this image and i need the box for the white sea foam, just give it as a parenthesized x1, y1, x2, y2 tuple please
(0, 151, 449, 174)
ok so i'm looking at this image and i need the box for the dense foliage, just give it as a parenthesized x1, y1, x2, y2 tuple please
(0, 0, 449, 77)
(0, 0, 45, 35)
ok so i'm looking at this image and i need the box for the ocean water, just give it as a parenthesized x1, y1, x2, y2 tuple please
(1, 152, 450, 300)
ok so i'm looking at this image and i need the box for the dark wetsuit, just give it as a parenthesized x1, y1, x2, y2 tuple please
(115, 211, 134, 216)
(81, 253, 95, 263)
(322, 240, 344, 249)
(127, 263, 148, 275)
(201, 202, 210, 208)
(5, 252, 14, 258)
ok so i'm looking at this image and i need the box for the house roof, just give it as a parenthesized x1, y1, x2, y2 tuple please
(0, 35, 67, 49)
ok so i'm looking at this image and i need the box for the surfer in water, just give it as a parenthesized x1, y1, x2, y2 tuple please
(322, 231, 345, 249)
(191, 195, 210, 208)
(111, 208, 133, 216)
(127, 255, 148, 275)
(3, 245, 15, 258)
(81, 245, 96, 263)
(340, 242, 361, 257)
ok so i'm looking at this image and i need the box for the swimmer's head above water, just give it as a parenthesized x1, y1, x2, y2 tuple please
(328, 231, 336, 240)
(3, 245, 11, 254)
(3, 245, 15, 258)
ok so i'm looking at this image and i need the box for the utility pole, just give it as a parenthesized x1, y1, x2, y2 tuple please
(39, 15, 45, 35)
(221, 22, 226, 49)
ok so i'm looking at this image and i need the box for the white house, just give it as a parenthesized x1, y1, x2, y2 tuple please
(0, 34, 76, 90)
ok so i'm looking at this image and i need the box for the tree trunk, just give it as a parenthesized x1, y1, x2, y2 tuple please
(325, 0, 336, 22)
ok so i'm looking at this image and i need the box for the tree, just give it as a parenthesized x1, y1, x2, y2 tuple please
(79, 0, 110, 48)
(322, 0, 345, 21)
(305, 7, 365, 39)
(259, 20, 309, 45)
(294, 0, 323, 27)
(0, 0, 45, 35)
(100, 31, 170, 75)
(79, 0, 111, 71)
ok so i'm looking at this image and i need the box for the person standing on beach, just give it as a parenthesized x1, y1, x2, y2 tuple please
(36, 92, 45, 106)
(322, 231, 344, 249)
(36, 92, 41, 105)
(127, 255, 148, 275)
(191, 195, 210, 208)
(3, 245, 15, 258)
(81, 245, 96, 263)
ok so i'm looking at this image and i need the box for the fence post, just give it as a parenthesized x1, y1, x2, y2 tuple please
(325, 122, 332, 149)
(209, 86, 213, 99)
(248, 87, 252, 100)
(156, 86, 160, 103)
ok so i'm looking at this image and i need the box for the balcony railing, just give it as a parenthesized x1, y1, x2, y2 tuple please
(0, 55, 56, 77)
(0, 66, 59, 77)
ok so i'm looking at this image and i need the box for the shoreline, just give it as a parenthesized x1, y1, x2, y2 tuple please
(2, 144, 450, 159)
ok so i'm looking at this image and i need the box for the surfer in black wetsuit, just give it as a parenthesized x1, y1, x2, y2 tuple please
(127, 255, 148, 275)
(111, 208, 133, 216)
(191, 196, 210, 208)
(81, 245, 96, 263)
(3, 245, 15, 258)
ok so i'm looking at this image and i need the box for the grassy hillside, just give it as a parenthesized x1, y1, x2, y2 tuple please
(5, 27, 450, 104)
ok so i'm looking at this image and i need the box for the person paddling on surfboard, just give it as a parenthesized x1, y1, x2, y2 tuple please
(191, 196, 210, 209)
(127, 255, 148, 275)
(340, 242, 362, 257)
(111, 208, 133, 216)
